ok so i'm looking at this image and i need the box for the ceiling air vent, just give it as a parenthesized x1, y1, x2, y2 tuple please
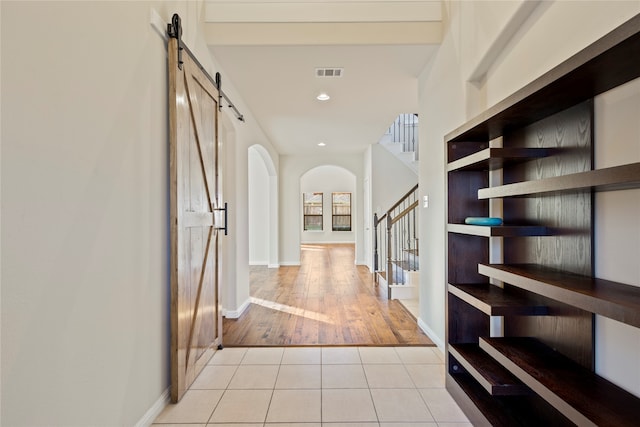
(316, 68, 344, 78)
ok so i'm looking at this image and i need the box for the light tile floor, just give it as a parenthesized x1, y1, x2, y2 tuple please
(153, 346, 472, 427)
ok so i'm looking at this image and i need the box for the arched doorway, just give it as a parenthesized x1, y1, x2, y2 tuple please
(300, 165, 356, 248)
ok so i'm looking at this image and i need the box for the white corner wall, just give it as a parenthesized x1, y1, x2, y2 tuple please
(371, 144, 418, 215)
(417, 0, 640, 392)
(417, 3, 467, 349)
(0, 1, 275, 425)
(483, 0, 640, 108)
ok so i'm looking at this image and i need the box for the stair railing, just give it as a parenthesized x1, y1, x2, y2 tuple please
(373, 184, 419, 297)
(387, 113, 419, 160)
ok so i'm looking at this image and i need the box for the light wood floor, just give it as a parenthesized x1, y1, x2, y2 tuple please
(222, 243, 434, 346)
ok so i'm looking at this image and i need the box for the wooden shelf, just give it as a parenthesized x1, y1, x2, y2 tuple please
(448, 283, 548, 316)
(478, 263, 640, 328)
(447, 223, 552, 237)
(447, 373, 574, 427)
(478, 162, 640, 199)
(449, 343, 530, 396)
(445, 14, 640, 143)
(447, 148, 552, 172)
(480, 337, 640, 427)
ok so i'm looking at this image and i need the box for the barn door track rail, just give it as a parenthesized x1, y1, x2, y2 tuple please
(167, 13, 245, 122)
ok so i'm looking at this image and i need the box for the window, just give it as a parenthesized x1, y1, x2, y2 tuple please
(303, 192, 323, 230)
(332, 192, 351, 231)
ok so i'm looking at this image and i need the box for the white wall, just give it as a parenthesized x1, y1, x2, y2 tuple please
(248, 147, 270, 264)
(280, 153, 365, 265)
(417, 2, 467, 349)
(417, 0, 640, 391)
(301, 165, 356, 243)
(371, 144, 418, 216)
(594, 77, 640, 397)
(484, 1, 640, 108)
(0, 1, 274, 425)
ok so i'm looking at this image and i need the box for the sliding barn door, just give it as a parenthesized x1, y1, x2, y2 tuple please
(168, 37, 223, 403)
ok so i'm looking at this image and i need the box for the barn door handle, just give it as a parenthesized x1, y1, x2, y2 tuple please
(214, 203, 228, 236)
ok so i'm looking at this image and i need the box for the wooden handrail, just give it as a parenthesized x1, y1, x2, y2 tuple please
(391, 200, 419, 226)
(386, 183, 419, 213)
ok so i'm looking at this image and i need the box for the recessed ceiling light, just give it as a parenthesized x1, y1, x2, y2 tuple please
(316, 93, 330, 101)
(318, 142, 326, 147)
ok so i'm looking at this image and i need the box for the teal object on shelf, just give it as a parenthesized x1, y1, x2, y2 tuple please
(464, 217, 503, 226)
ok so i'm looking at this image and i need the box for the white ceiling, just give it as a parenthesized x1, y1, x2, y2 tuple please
(205, 1, 442, 156)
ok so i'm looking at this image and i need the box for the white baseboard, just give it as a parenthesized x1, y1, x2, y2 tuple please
(223, 298, 251, 319)
(135, 387, 169, 427)
(279, 261, 301, 266)
(249, 262, 280, 268)
(388, 284, 417, 300)
(417, 317, 445, 353)
(301, 241, 355, 244)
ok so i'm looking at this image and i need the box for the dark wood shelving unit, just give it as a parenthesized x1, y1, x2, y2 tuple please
(445, 13, 640, 426)
(447, 147, 552, 172)
(479, 263, 640, 328)
(447, 223, 552, 237)
(448, 283, 548, 316)
(480, 337, 640, 427)
(478, 162, 640, 199)
(449, 343, 531, 396)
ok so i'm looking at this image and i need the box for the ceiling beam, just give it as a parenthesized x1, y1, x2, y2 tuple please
(205, 1, 442, 23)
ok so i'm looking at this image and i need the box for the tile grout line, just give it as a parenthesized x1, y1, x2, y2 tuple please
(320, 348, 323, 425)
(262, 355, 281, 425)
(358, 346, 381, 424)
(206, 348, 245, 425)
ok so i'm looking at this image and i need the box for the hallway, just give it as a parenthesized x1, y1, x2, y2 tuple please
(223, 244, 433, 346)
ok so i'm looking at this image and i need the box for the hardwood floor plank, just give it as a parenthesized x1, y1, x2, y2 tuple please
(223, 243, 434, 346)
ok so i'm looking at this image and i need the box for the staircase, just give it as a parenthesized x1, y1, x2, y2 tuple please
(378, 114, 419, 174)
(373, 184, 419, 305)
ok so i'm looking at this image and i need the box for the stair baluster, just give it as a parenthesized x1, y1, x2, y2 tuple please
(373, 184, 419, 299)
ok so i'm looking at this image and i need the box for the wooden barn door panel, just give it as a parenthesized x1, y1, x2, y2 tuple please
(169, 36, 223, 403)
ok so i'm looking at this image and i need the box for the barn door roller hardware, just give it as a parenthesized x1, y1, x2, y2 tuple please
(215, 72, 244, 122)
(167, 13, 245, 122)
(167, 14, 183, 69)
